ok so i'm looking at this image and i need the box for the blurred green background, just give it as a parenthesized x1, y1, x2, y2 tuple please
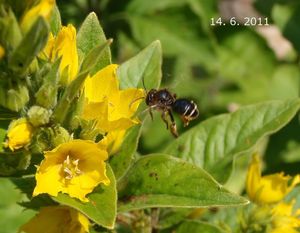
(57, 0, 300, 174)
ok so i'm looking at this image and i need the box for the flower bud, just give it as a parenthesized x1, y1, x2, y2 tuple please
(51, 126, 71, 147)
(27, 106, 52, 127)
(35, 83, 57, 109)
(4, 118, 33, 151)
(0, 84, 29, 112)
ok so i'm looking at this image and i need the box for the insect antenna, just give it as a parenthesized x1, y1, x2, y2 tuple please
(129, 76, 148, 108)
(142, 75, 148, 94)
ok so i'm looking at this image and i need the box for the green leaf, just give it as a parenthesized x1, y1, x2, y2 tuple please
(176, 220, 226, 233)
(35, 59, 61, 109)
(109, 125, 142, 181)
(53, 165, 117, 229)
(187, 0, 218, 35)
(128, 14, 216, 71)
(118, 154, 248, 212)
(272, 3, 300, 52)
(214, 28, 276, 107)
(117, 40, 162, 90)
(50, 5, 62, 36)
(0, 128, 5, 152)
(77, 12, 111, 73)
(8, 17, 49, 73)
(157, 208, 192, 229)
(164, 99, 300, 183)
(0, 8, 22, 51)
(53, 71, 89, 125)
(0, 178, 36, 233)
(80, 39, 113, 73)
(127, 0, 187, 14)
(268, 64, 300, 100)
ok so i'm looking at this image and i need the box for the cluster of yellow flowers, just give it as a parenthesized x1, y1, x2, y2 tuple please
(2, 0, 144, 232)
(246, 153, 300, 232)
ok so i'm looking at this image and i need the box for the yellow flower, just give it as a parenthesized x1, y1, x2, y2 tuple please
(20, 0, 55, 33)
(33, 140, 110, 202)
(19, 206, 89, 233)
(246, 153, 300, 204)
(106, 130, 126, 155)
(270, 200, 300, 233)
(0, 45, 5, 59)
(82, 64, 144, 133)
(41, 25, 78, 84)
(4, 118, 33, 151)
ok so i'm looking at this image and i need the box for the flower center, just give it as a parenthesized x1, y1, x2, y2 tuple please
(62, 155, 82, 180)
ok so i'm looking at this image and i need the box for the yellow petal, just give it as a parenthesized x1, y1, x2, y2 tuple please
(257, 173, 295, 203)
(84, 64, 119, 103)
(0, 45, 5, 59)
(39, 25, 79, 84)
(246, 153, 262, 202)
(82, 100, 108, 133)
(106, 130, 126, 155)
(82, 64, 144, 140)
(53, 24, 78, 84)
(69, 208, 90, 233)
(33, 164, 63, 197)
(33, 140, 110, 202)
(19, 206, 90, 233)
(246, 153, 300, 204)
(4, 118, 33, 151)
(269, 226, 299, 233)
(110, 88, 144, 121)
(272, 200, 295, 216)
(97, 137, 108, 151)
(40, 32, 55, 60)
(20, 0, 55, 33)
(271, 200, 300, 232)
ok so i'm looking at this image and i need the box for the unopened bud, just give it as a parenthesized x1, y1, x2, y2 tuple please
(27, 105, 52, 127)
(3, 85, 29, 112)
(35, 83, 57, 109)
(51, 126, 71, 147)
(4, 118, 33, 151)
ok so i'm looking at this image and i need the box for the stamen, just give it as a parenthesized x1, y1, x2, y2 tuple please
(61, 155, 82, 180)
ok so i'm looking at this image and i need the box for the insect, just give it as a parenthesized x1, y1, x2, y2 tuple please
(145, 88, 199, 137)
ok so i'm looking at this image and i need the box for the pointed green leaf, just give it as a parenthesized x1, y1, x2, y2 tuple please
(80, 39, 113, 73)
(117, 40, 162, 90)
(109, 124, 142, 181)
(164, 99, 300, 183)
(176, 220, 226, 233)
(0, 8, 22, 51)
(8, 17, 49, 73)
(118, 155, 248, 212)
(53, 165, 117, 229)
(53, 71, 88, 124)
(35, 59, 60, 109)
(50, 5, 62, 36)
(77, 12, 111, 73)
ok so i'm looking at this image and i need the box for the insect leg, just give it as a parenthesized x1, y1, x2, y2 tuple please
(161, 110, 169, 129)
(149, 108, 154, 121)
(168, 110, 178, 138)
